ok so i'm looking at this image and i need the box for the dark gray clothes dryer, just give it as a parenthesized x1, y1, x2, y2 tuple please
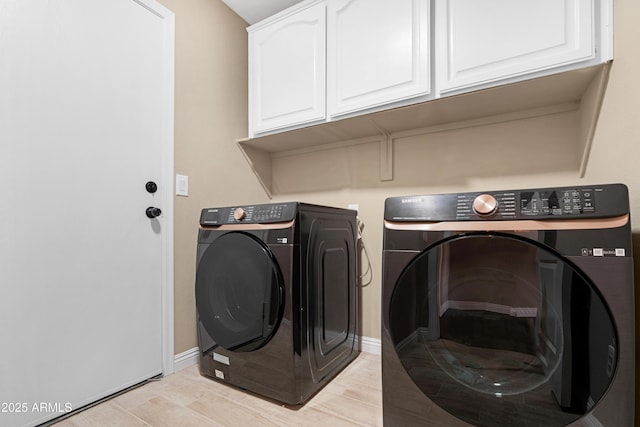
(382, 183, 635, 426)
(196, 202, 359, 404)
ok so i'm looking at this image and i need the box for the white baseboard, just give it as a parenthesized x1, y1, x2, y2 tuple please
(360, 336, 381, 355)
(174, 346, 199, 372)
(174, 335, 381, 371)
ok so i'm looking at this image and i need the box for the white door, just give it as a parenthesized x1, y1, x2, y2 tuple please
(327, 0, 431, 117)
(0, 1, 174, 426)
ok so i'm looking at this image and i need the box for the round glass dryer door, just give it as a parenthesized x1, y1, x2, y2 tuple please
(196, 232, 284, 352)
(389, 233, 617, 427)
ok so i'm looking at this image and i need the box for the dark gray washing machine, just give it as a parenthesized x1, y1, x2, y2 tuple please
(195, 202, 359, 404)
(382, 183, 635, 426)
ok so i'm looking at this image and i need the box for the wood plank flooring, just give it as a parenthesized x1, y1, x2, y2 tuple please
(54, 352, 382, 427)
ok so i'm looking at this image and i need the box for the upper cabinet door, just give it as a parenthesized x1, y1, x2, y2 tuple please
(327, 0, 431, 118)
(248, 1, 326, 137)
(436, 0, 599, 95)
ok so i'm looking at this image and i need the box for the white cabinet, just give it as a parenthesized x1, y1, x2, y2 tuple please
(327, 0, 431, 118)
(248, 0, 326, 136)
(246, 0, 612, 139)
(435, 0, 612, 95)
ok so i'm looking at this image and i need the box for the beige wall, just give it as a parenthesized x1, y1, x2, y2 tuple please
(157, 0, 268, 354)
(162, 3, 639, 412)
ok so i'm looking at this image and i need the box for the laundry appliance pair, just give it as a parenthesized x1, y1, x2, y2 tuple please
(194, 184, 635, 426)
(195, 202, 359, 404)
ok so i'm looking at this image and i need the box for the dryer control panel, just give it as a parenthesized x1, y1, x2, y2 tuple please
(384, 183, 629, 221)
(200, 203, 298, 225)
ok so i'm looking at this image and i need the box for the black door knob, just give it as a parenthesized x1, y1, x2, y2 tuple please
(145, 181, 158, 194)
(146, 207, 162, 218)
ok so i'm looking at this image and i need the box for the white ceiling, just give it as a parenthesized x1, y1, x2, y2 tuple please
(221, 0, 303, 25)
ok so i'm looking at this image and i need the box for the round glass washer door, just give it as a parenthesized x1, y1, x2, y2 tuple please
(196, 232, 284, 352)
(389, 232, 617, 427)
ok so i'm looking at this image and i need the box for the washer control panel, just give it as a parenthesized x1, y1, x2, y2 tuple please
(520, 188, 595, 217)
(384, 184, 629, 221)
(200, 203, 297, 225)
(459, 188, 596, 219)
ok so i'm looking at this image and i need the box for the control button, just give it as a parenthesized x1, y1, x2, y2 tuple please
(233, 207, 246, 221)
(473, 194, 498, 216)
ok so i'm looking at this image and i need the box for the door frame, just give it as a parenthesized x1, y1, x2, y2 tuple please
(137, 0, 175, 376)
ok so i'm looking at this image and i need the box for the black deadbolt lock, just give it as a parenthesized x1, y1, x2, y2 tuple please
(145, 181, 158, 194)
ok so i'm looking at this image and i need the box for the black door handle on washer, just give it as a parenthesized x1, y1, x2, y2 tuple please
(146, 207, 162, 218)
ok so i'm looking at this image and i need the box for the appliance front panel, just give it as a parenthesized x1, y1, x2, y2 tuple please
(382, 230, 633, 426)
(196, 228, 302, 404)
(196, 231, 285, 353)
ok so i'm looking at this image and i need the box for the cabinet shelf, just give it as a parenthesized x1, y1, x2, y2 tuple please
(238, 63, 610, 198)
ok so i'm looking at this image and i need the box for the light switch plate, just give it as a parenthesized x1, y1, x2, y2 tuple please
(175, 174, 189, 196)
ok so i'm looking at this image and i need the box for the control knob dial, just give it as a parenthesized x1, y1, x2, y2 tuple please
(233, 207, 246, 221)
(473, 194, 498, 217)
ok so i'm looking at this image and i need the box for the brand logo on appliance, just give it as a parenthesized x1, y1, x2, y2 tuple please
(401, 197, 424, 204)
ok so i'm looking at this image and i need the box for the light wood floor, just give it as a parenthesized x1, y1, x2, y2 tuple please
(54, 352, 382, 426)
